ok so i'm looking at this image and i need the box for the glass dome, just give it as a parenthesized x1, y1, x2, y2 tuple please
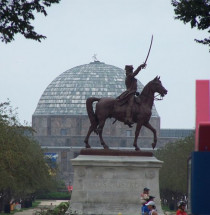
(33, 61, 159, 117)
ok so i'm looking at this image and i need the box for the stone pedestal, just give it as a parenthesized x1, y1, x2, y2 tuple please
(68, 154, 164, 215)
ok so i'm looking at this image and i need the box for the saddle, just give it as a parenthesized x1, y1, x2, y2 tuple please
(116, 92, 141, 106)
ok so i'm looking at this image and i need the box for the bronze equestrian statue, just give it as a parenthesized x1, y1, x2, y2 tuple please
(84, 76, 167, 151)
(117, 63, 146, 127)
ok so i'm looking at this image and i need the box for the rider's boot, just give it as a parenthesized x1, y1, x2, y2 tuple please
(124, 107, 133, 128)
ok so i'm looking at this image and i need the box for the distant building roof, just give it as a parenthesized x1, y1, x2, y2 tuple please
(33, 61, 159, 117)
(160, 129, 194, 138)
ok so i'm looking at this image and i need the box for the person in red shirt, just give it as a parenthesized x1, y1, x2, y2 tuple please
(176, 201, 188, 215)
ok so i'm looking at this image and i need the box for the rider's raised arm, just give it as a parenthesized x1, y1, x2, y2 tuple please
(132, 63, 146, 77)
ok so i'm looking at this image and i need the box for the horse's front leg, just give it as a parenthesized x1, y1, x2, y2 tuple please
(144, 122, 157, 149)
(84, 126, 95, 148)
(97, 120, 109, 149)
(133, 122, 142, 151)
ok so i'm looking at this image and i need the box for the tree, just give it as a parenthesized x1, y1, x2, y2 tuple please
(171, 0, 210, 50)
(0, 0, 60, 43)
(155, 133, 195, 209)
(0, 101, 56, 211)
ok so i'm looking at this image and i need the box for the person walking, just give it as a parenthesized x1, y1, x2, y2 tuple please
(140, 187, 150, 205)
(140, 188, 150, 215)
(176, 201, 188, 215)
(145, 201, 158, 215)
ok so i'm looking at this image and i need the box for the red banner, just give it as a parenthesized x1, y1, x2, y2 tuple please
(195, 80, 210, 151)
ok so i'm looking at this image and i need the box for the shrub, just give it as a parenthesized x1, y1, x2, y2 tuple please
(35, 202, 69, 215)
(37, 192, 71, 200)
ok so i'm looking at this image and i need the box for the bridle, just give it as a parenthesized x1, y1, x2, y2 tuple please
(139, 80, 166, 101)
(140, 92, 163, 101)
(154, 93, 163, 101)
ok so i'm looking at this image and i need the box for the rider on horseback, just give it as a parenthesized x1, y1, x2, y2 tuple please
(117, 63, 146, 127)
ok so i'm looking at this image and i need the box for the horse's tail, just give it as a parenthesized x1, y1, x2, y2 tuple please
(86, 97, 100, 132)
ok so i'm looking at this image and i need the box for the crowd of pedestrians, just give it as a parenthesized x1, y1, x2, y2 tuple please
(140, 187, 158, 215)
(140, 187, 188, 215)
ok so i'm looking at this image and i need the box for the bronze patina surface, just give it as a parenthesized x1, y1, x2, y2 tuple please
(84, 76, 167, 151)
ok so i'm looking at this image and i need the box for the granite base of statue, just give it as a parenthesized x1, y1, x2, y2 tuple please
(65, 149, 164, 215)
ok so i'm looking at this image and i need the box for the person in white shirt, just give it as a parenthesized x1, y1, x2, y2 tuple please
(145, 201, 158, 215)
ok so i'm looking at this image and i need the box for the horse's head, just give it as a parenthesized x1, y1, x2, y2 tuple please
(150, 76, 167, 98)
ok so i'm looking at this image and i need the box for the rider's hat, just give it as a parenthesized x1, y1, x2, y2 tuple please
(125, 65, 133, 70)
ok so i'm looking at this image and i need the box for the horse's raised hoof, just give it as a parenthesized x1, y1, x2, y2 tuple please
(151, 143, 156, 149)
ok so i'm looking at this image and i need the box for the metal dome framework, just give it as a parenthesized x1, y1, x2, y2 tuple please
(33, 61, 159, 117)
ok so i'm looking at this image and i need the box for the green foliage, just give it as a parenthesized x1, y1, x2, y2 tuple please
(35, 201, 69, 215)
(161, 204, 175, 212)
(0, 101, 56, 206)
(37, 192, 71, 200)
(55, 180, 67, 192)
(33, 201, 42, 208)
(0, 0, 60, 43)
(53, 202, 69, 214)
(155, 133, 195, 203)
(171, 0, 210, 50)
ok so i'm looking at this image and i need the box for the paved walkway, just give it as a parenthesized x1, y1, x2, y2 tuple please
(13, 200, 69, 215)
(12, 201, 175, 215)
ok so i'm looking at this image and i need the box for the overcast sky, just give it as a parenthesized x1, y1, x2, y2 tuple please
(0, 0, 209, 129)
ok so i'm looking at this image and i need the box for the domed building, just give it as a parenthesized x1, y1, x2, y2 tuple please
(32, 61, 161, 183)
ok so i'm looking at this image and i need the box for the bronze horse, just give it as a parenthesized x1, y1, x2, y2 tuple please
(84, 76, 167, 151)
